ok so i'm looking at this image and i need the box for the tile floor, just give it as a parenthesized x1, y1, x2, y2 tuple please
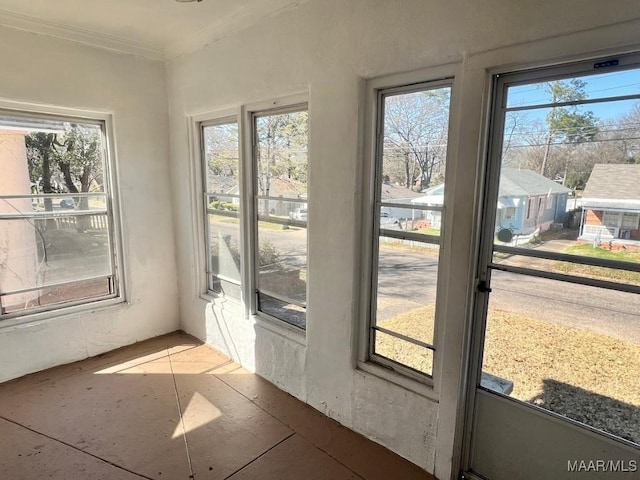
(0, 332, 436, 480)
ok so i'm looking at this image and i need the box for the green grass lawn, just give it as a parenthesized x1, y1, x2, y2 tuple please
(556, 243, 640, 283)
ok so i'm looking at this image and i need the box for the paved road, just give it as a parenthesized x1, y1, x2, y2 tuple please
(210, 219, 640, 344)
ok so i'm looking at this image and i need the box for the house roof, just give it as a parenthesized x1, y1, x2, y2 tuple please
(583, 164, 640, 200)
(208, 175, 307, 199)
(380, 181, 422, 201)
(499, 168, 572, 197)
(582, 164, 640, 211)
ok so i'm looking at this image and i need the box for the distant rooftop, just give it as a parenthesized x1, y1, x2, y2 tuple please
(380, 181, 422, 200)
(583, 164, 640, 200)
(499, 168, 572, 197)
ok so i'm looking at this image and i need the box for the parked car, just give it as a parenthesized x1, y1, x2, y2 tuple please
(380, 211, 401, 228)
(59, 198, 75, 209)
(289, 208, 307, 221)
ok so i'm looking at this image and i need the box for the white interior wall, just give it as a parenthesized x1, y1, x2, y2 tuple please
(161, 1, 640, 478)
(0, 26, 179, 383)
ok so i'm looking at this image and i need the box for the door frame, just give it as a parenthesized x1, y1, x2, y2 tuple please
(460, 51, 640, 479)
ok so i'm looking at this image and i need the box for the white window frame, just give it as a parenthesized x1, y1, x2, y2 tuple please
(199, 116, 243, 299)
(0, 106, 125, 326)
(191, 95, 308, 341)
(603, 210, 620, 228)
(622, 212, 639, 230)
(358, 66, 459, 397)
(247, 101, 309, 332)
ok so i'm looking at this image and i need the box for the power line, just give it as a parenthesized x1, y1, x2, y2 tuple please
(506, 135, 640, 148)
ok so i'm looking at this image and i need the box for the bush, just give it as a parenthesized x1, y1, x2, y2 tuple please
(259, 240, 280, 267)
(210, 238, 281, 269)
(209, 201, 239, 212)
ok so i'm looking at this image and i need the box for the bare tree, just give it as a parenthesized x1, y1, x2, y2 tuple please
(383, 88, 450, 190)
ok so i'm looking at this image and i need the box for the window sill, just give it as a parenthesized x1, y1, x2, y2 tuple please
(356, 359, 439, 402)
(253, 312, 306, 347)
(200, 291, 243, 310)
(0, 296, 125, 331)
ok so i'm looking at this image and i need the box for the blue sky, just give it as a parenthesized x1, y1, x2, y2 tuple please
(507, 68, 640, 121)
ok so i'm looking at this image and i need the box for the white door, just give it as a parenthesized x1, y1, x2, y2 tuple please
(463, 53, 640, 479)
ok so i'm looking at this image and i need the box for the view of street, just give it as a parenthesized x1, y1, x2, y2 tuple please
(211, 217, 640, 344)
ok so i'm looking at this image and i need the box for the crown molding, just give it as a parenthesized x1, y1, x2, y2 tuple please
(0, 8, 164, 60)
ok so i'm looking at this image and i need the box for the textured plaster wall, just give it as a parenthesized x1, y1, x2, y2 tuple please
(167, 1, 640, 478)
(0, 27, 179, 383)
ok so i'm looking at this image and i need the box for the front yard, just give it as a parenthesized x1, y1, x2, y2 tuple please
(378, 304, 640, 444)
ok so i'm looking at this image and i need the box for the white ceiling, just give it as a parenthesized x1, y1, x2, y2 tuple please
(0, 0, 304, 60)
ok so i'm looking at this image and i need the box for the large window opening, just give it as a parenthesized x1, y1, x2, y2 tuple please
(480, 55, 640, 446)
(252, 107, 309, 329)
(201, 120, 241, 298)
(0, 112, 119, 319)
(369, 81, 452, 378)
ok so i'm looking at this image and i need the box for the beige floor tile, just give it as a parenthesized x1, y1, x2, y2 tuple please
(174, 371, 293, 479)
(0, 360, 191, 479)
(162, 344, 234, 375)
(1, 332, 198, 395)
(228, 433, 360, 480)
(0, 418, 142, 480)
(213, 369, 434, 480)
(0, 333, 435, 480)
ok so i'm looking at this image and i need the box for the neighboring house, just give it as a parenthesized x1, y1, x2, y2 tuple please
(209, 175, 307, 217)
(412, 169, 571, 235)
(411, 183, 445, 229)
(380, 180, 423, 220)
(495, 168, 571, 235)
(580, 164, 640, 241)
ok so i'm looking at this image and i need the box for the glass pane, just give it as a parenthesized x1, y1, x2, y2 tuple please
(255, 109, 308, 327)
(203, 121, 241, 294)
(0, 216, 112, 292)
(202, 122, 239, 193)
(381, 87, 450, 192)
(2, 278, 112, 315)
(208, 214, 241, 284)
(482, 270, 640, 445)
(506, 68, 640, 108)
(206, 194, 240, 218)
(497, 92, 640, 267)
(258, 292, 306, 330)
(376, 238, 438, 348)
(374, 330, 434, 376)
(255, 110, 308, 194)
(256, 219, 307, 327)
(1, 194, 107, 216)
(371, 84, 451, 374)
(256, 198, 307, 222)
(209, 276, 241, 298)
(492, 251, 640, 285)
(379, 204, 442, 237)
(0, 114, 115, 317)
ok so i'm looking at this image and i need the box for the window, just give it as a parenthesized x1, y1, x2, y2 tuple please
(504, 207, 516, 220)
(252, 107, 309, 329)
(201, 120, 241, 297)
(368, 81, 452, 378)
(603, 210, 619, 227)
(622, 212, 639, 230)
(526, 198, 534, 219)
(197, 100, 309, 332)
(0, 111, 120, 319)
